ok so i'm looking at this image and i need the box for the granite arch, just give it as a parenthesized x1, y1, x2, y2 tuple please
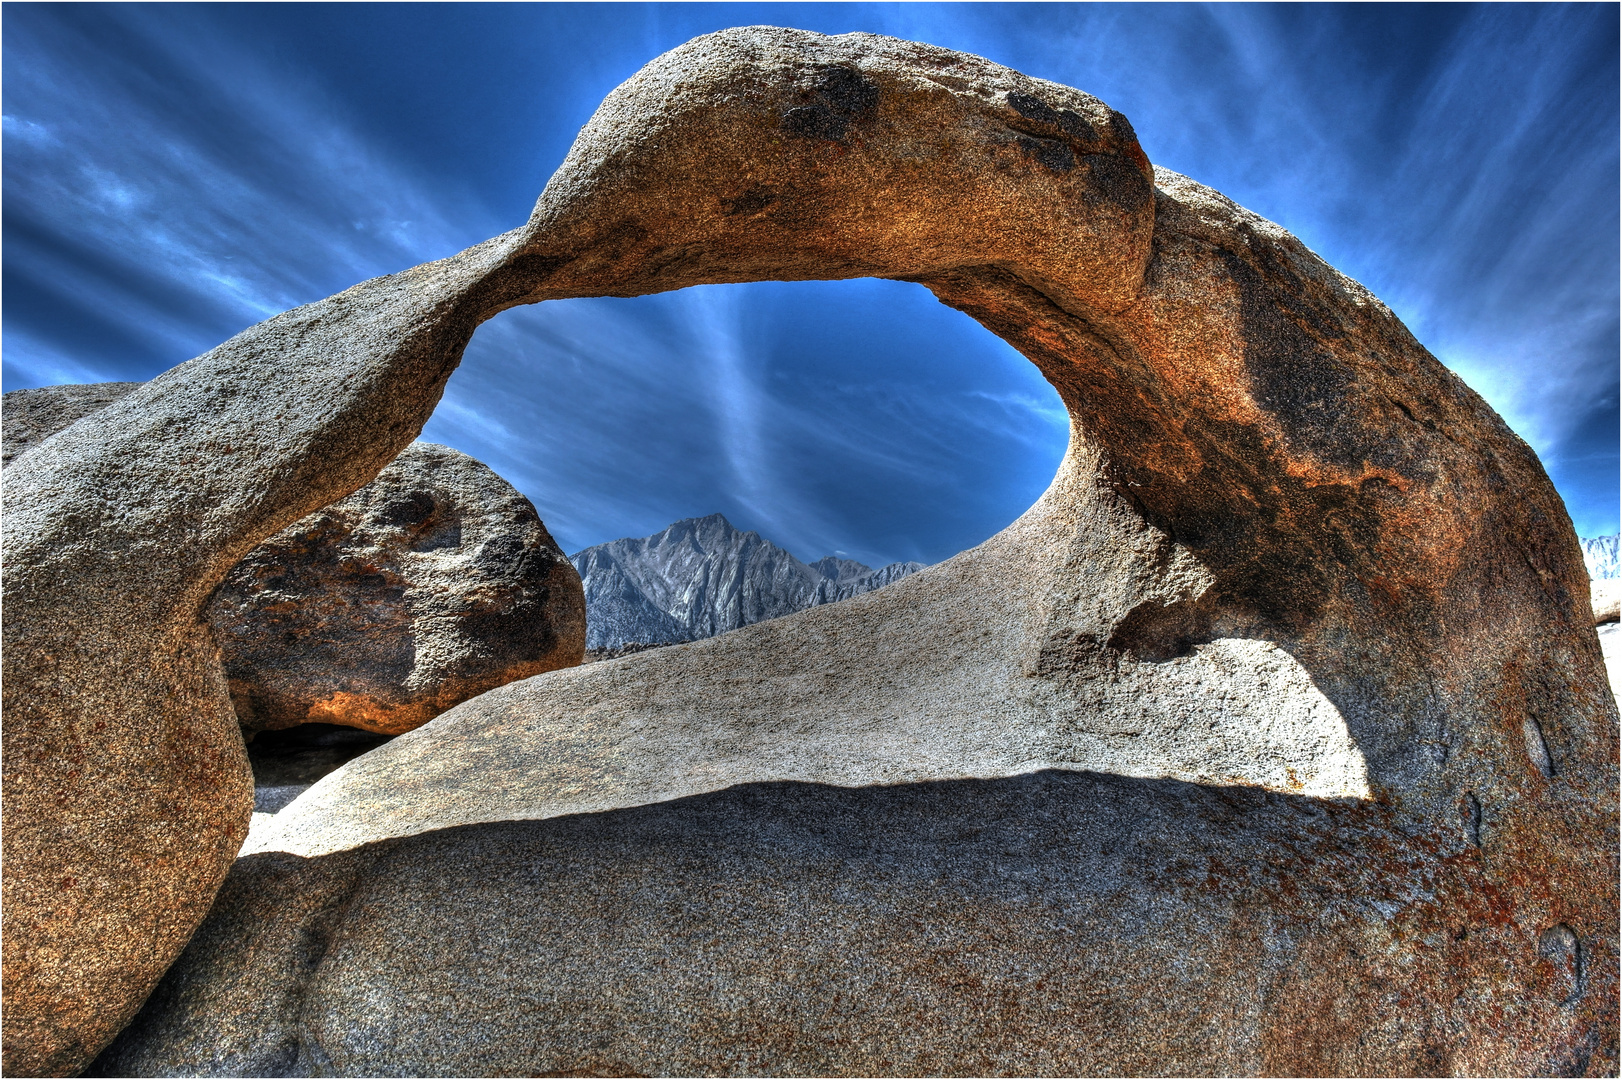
(4, 26, 1614, 1075)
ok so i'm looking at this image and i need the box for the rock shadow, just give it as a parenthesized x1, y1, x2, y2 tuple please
(93, 769, 1602, 1078)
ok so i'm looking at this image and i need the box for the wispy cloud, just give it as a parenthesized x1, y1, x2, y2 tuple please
(419, 277, 1064, 566)
(686, 285, 781, 530)
(5, 4, 1614, 561)
(3, 6, 491, 385)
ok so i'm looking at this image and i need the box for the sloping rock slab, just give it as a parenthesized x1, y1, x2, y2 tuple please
(95, 772, 1607, 1077)
(210, 441, 584, 736)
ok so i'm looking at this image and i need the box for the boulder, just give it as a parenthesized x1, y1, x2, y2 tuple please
(3, 389, 583, 739)
(210, 441, 584, 736)
(1, 237, 536, 1071)
(8, 26, 1615, 1075)
(91, 774, 1607, 1078)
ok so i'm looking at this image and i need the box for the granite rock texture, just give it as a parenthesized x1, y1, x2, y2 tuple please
(97, 773, 1610, 1077)
(0, 381, 142, 469)
(2, 230, 526, 1072)
(3, 390, 580, 740)
(7, 26, 1616, 1076)
(209, 441, 584, 736)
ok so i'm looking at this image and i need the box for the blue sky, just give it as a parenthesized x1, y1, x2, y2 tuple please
(4, 3, 1617, 564)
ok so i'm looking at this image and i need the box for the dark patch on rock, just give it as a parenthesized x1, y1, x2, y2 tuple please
(781, 105, 846, 141)
(1107, 109, 1139, 144)
(722, 186, 777, 216)
(810, 64, 880, 115)
(1006, 90, 1102, 146)
(780, 65, 879, 143)
(1083, 152, 1155, 211)
(1221, 247, 1366, 471)
(1463, 790, 1483, 846)
(1017, 135, 1076, 172)
(1106, 593, 1218, 662)
(1003, 92, 1149, 202)
(248, 724, 394, 814)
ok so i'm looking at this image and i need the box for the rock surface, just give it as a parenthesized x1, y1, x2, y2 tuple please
(3, 385, 580, 1073)
(8, 26, 1616, 1076)
(0, 381, 142, 469)
(4, 389, 581, 739)
(572, 513, 923, 649)
(210, 441, 584, 736)
(2, 225, 537, 1072)
(95, 772, 1608, 1078)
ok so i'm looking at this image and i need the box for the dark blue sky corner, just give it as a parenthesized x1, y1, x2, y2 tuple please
(3, 3, 1616, 563)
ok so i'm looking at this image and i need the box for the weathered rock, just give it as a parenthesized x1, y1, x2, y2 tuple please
(3, 390, 582, 740)
(0, 381, 141, 469)
(8, 26, 1616, 1076)
(210, 441, 584, 736)
(3, 231, 529, 1073)
(582, 640, 683, 664)
(94, 773, 1610, 1078)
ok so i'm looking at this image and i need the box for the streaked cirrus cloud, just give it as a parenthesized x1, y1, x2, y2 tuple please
(4, 3, 1615, 562)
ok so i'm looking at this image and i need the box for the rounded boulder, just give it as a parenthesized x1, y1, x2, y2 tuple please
(210, 441, 585, 736)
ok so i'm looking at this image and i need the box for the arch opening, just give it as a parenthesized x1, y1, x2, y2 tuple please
(421, 277, 1070, 572)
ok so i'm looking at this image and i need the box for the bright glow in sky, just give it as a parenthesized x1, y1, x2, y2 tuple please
(4, 3, 1616, 563)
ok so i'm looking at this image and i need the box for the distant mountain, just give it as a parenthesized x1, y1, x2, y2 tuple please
(570, 514, 925, 650)
(1583, 534, 1619, 581)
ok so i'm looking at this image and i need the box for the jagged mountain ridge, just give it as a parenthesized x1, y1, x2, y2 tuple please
(570, 514, 925, 649)
(1582, 534, 1619, 580)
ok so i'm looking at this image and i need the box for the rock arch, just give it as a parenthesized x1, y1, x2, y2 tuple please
(3, 27, 1614, 1075)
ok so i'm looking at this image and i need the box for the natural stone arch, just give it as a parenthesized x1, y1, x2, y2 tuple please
(2, 27, 1614, 1075)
